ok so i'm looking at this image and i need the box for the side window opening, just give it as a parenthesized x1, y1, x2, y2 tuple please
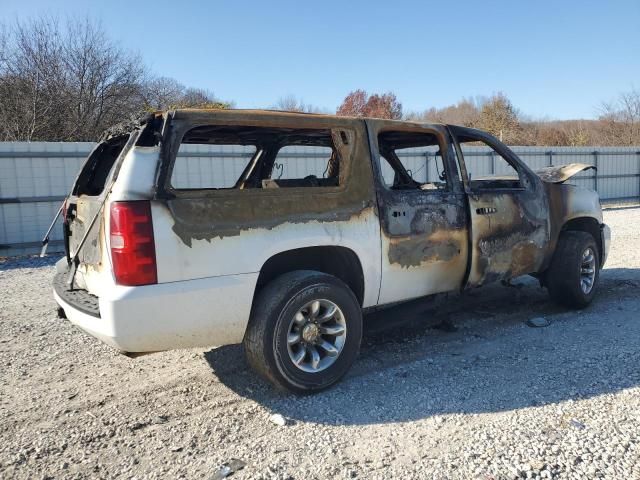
(267, 144, 339, 188)
(377, 131, 448, 191)
(172, 143, 257, 189)
(171, 125, 342, 190)
(73, 135, 129, 196)
(456, 135, 522, 190)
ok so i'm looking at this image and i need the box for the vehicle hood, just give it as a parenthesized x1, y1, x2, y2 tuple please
(535, 163, 595, 184)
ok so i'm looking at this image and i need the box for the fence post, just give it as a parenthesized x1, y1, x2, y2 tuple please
(637, 151, 640, 202)
(547, 151, 553, 167)
(425, 151, 430, 183)
(593, 151, 599, 193)
(490, 151, 495, 175)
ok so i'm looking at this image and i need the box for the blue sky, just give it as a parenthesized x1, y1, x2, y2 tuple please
(2, 0, 639, 119)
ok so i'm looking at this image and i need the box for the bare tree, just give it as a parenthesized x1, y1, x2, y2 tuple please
(411, 97, 481, 126)
(142, 76, 185, 111)
(273, 95, 320, 113)
(0, 17, 66, 140)
(599, 88, 640, 145)
(179, 87, 230, 109)
(562, 122, 591, 146)
(61, 18, 147, 139)
(0, 17, 147, 141)
(0, 16, 231, 141)
(142, 79, 230, 110)
(533, 124, 570, 146)
(476, 93, 522, 143)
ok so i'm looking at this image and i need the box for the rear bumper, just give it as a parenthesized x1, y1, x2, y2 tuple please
(601, 223, 611, 267)
(54, 272, 258, 352)
(53, 272, 100, 317)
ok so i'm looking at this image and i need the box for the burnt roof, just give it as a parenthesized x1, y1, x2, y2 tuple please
(169, 108, 448, 128)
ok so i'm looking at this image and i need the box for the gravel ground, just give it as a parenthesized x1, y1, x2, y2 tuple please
(1, 207, 639, 480)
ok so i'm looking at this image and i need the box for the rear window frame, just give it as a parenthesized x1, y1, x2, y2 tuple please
(158, 118, 354, 200)
(71, 133, 136, 198)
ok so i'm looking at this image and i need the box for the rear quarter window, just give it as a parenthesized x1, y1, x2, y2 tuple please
(273, 145, 334, 180)
(171, 144, 256, 189)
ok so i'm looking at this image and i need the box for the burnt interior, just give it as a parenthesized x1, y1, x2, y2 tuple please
(175, 125, 341, 190)
(377, 131, 447, 191)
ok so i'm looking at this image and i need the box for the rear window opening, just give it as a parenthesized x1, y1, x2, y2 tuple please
(172, 144, 257, 189)
(73, 135, 129, 196)
(170, 125, 343, 190)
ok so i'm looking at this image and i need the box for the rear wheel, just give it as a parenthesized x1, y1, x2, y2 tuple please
(243, 271, 362, 393)
(546, 231, 600, 308)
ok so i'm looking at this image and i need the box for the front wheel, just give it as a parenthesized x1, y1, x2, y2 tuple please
(546, 231, 600, 308)
(243, 271, 362, 393)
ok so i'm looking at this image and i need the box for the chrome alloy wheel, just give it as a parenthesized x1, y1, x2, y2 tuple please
(286, 299, 347, 373)
(580, 247, 596, 294)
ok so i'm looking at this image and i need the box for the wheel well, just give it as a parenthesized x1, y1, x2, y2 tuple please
(562, 217, 602, 261)
(255, 246, 365, 306)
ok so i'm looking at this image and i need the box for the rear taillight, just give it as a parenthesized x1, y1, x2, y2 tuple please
(109, 201, 157, 286)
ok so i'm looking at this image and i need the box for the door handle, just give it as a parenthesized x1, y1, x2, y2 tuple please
(476, 207, 497, 215)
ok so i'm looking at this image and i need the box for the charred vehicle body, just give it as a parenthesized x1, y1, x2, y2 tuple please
(51, 110, 611, 392)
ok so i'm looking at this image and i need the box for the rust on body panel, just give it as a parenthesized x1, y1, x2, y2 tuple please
(388, 230, 465, 268)
(383, 196, 468, 269)
(383, 192, 467, 235)
(466, 191, 548, 286)
(476, 228, 546, 280)
(167, 200, 377, 246)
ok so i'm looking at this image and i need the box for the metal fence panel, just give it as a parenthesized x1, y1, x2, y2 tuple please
(0, 141, 638, 256)
(0, 142, 92, 256)
(172, 144, 258, 189)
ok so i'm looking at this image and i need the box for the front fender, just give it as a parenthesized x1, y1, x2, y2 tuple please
(548, 183, 603, 225)
(542, 183, 604, 270)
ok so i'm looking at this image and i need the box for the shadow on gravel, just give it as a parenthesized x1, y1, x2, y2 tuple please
(0, 255, 61, 272)
(208, 267, 640, 426)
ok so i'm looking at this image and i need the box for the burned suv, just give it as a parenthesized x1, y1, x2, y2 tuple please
(52, 109, 611, 392)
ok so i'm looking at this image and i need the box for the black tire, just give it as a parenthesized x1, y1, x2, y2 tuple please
(546, 231, 600, 308)
(243, 270, 362, 393)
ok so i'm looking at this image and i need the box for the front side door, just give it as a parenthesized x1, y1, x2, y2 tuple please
(449, 126, 549, 287)
(367, 120, 470, 305)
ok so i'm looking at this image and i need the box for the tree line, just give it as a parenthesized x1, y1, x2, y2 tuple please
(0, 17, 230, 142)
(1, 17, 638, 146)
(330, 89, 640, 146)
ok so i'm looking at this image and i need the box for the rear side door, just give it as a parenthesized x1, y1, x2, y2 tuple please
(449, 126, 549, 287)
(366, 120, 469, 305)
